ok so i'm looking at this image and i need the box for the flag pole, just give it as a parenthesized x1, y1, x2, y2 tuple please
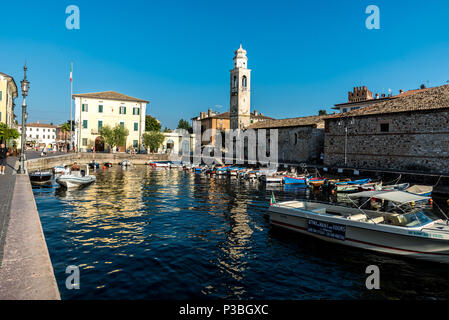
(70, 62, 73, 152)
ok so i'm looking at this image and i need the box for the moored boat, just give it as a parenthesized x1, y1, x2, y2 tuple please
(119, 159, 132, 167)
(382, 182, 410, 191)
(56, 165, 96, 189)
(335, 178, 371, 193)
(53, 165, 66, 174)
(29, 170, 52, 185)
(283, 176, 308, 186)
(406, 185, 433, 197)
(88, 160, 100, 169)
(269, 190, 449, 264)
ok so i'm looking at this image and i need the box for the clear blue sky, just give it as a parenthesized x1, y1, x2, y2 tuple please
(1, 0, 448, 128)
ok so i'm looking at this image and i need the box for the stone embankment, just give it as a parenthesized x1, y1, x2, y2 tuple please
(26, 152, 169, 171)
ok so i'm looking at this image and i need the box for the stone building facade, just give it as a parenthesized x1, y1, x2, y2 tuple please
(324, 84, 449, 174)
(250, 115, 326, 165)
(0, 72, 18, 128)
(72, 91, 148, 152)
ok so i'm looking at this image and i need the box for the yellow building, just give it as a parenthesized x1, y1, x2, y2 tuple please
(73, 91, 148, 152)
(0, 72, 18, 127)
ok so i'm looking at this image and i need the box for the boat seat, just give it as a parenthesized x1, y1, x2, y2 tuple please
(384, 214, 406, 226)
(347, 214, 366, 221)
(310, 207, 326, 214)
(369, 216, 384, 224)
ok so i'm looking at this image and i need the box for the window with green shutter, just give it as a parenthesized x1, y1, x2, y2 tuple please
(0, 91, 2, 101)
(124, 107, 126, 114)
(83, 120, 88, 129)
(98, 120, 103, 130)
(82, 138, 88, 146)
(133, 140, 138, 148)
(120, 122, 124, 128)
(98, 105, 103, 113)
(82, 104, 88, 112)
(134, 122, 138, 131)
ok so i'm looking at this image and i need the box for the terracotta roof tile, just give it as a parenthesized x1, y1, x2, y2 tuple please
(249, 115, 326, 129)
(72, 91, 149, 103)
(325, 84, 449, 119)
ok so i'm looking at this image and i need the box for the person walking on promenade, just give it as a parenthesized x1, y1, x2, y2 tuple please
(0, 143, 9, 175)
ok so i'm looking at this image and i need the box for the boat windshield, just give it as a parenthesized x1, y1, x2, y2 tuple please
(401, 211, 434, 228)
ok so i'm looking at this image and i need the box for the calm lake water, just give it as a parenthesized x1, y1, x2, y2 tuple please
(32, 166, 449, 300)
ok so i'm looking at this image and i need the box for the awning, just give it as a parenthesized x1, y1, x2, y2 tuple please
(347, 190, 430, 204)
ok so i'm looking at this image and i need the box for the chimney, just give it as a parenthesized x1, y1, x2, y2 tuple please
(208, 108, 212, 117)
(375, 93, 379, 99)
(381, 93, 386, 98)
(399, 89, 404, 94)
(254, 109, 258, 116)
(200, 112, 206, 119)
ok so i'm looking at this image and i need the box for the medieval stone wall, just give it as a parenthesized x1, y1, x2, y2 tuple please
(274, 126, 324, 164)
(324, 109, 449, 174)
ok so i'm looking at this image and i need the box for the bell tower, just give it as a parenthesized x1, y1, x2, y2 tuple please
(230, 45, 251, 130)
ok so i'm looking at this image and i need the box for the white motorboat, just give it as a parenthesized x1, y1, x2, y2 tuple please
(53, 164, 66, 174)
(119, 159, 132, 167)
(269, 190, 449, 264)
(169, 161, 183, 169)
(56, 165, 96, 188)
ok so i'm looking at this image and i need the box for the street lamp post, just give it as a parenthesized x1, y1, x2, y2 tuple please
(19, 64, 30, 174)
(338, 116, 354, 166)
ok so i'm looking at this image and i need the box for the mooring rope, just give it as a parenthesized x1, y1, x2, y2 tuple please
(383, 174, 402, 186)
(433, 175, 443, 187)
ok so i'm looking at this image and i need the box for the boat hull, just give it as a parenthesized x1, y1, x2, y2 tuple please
(56, 176, 96, 188)
(30, 175, 52, 185)
(283, 176, 308, 185)
(269, 206, 449, 264)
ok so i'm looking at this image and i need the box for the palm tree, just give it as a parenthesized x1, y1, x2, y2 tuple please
(60, 122, 71, 149)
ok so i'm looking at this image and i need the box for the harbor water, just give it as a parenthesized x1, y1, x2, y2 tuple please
(32, 166, 449, 300)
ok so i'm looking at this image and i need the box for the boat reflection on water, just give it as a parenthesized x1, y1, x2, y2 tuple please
(33, 165, 449, 300)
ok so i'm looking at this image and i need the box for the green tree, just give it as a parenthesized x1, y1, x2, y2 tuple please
(99, 125, 115, 151)
(112, 124, 129, 147)
(318, 110, 327, 116)
(145, 115, 161, 132)
(163, 127, 172, 133)
(99, 124, 129, 151)
(0, 123, 20, 147)
(142, 131, 165, 153)
(177, 119, 192, 133)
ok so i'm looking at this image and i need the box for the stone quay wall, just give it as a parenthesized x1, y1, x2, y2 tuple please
(26, 152, 170, 171)
(275, 126, 324, 164)
(324, 109, 449, 174)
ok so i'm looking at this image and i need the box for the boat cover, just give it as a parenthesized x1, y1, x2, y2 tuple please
(348, 190, 430, 203)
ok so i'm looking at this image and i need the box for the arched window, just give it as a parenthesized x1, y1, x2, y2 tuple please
(294, 133, 298, 145)
(242, 76, 247, 88)
(233, 76, 237, 88)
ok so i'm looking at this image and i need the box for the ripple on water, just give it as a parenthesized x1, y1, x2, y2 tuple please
(32, 166, 449, 300)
